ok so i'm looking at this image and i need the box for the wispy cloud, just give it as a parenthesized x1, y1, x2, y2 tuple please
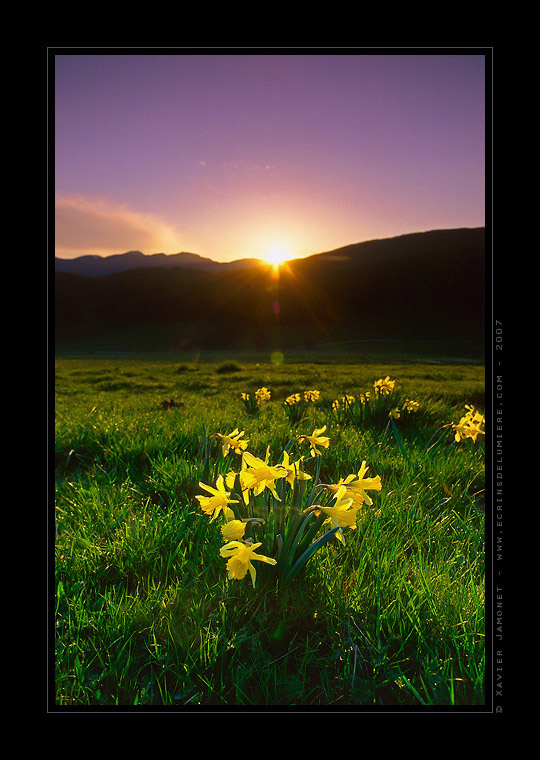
(55, 194, 179, 256)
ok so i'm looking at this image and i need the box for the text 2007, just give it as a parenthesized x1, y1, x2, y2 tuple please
(495, 321, 502, 351)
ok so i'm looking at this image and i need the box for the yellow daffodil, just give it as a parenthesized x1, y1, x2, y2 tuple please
(313, 491, 359, 545)
(404, 399, 420, 413)
(220, 519, 246, 541)
(215, 428, 249, 457)
(304, 390, 320, 402)
(374, 376, 395, 395)
(389, 408, 401, 419)
(280, 450, 312, 488)
(220, 540, 277, 587)
(465, 405, 485, 425)
(196, 474, 239, 520)
(466, 424, 485, 443)
(297, 425, 330, 457)
(345, 461, 382, 506)
(239, 447, 288, 503)
(325, 461, 382, 507)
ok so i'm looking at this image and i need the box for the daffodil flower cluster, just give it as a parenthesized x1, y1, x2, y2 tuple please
(331, 395, 354, 424)
(195, 425, 382, 589)
(284, 389, 320, 406)
(256, 387, 271, 402)
(282, 389, 321, 424)
(452, 405, 485, 443)
(331, 394, 355, 411)
(240, 387, 272, 415)
(285, 393, 302, 406)
(388, 399, 420, 419)
(403, 399, 420, 413)
(373, 376, 396, 395)
(329, 377, 399, 428)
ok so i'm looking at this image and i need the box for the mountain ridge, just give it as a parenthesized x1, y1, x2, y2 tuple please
(55, 249, 265, 277)
(54, 227, 484, 278)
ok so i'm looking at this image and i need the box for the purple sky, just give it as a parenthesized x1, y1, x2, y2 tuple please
(54, 52, 486, 262)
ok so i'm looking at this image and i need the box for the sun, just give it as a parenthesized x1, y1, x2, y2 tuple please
(263, 245, 290, 267)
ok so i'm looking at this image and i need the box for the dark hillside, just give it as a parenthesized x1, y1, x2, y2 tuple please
(55, 228, 485, 351)
(283, 228, 485, 338)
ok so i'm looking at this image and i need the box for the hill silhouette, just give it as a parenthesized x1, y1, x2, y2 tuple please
(55, 250, 264, 277)
(55, 228, 485, 351)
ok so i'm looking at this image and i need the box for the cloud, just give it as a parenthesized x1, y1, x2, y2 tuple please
(55, 194, 179, 256)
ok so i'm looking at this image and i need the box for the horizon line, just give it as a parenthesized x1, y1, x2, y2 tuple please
(54, 224, 485, 263)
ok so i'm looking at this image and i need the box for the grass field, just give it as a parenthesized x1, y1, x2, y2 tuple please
(53, 348, 486, 708)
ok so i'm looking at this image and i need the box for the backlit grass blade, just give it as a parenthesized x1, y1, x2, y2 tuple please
(199, 422, 210, 480)
(391, 419, 410, 463)
(425, 424, 452, 455)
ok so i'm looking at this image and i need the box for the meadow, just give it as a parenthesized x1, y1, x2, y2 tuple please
(53, 349, 486, 708)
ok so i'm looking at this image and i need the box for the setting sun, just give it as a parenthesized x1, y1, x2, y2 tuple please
(263, 245, 290, 267)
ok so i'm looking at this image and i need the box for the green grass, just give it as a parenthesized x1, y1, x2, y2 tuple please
(53, 350, 485, 707)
